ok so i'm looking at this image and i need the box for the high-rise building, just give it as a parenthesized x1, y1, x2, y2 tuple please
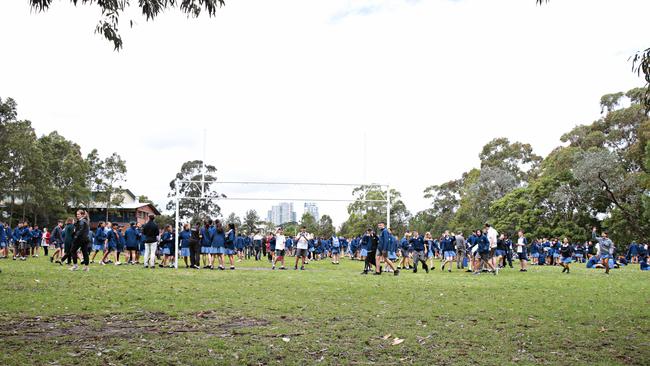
(304, 202, 319, 221)
(266, 202, 296, 226)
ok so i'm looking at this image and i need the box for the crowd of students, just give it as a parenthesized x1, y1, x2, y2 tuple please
(1, 214, 649, 274)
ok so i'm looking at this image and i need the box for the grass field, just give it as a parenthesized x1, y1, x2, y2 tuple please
(0, 256, 648, 365)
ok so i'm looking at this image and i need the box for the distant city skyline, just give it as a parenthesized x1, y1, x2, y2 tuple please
(266, 202, 297, 226)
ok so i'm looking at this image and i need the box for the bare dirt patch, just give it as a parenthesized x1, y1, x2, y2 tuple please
(0, 311, 270, 343)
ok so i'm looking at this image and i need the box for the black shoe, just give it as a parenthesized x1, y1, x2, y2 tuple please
(413, 269, 417, 274)
(394, 269, 400, 276)
(230, 266, 235, 270)
(425, 265, 429, 274)
(448, 269, 451, 273)
(373, 272, 381, 276)
(144, 265, 149, 269)
(300, 266, 305, 270)
(465, 269, 472, 272)
(361, 271, 368, 275)
(50, 256, 53, 263)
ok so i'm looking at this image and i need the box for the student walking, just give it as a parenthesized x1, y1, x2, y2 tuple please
(272, 227, 286, 270)
(410, 231, 428, 273)
(376, 222, 399, 276)
(559, 238, 573, 273)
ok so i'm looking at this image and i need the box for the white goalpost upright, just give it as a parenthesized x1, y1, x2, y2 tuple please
(172, 181, 391, 269)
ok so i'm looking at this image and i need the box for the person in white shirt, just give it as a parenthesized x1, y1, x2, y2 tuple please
(516, 230, 528, 272)
(485, 223, 498, 268)
(273, 227, 287, 270)
(294, 226, 311, 270)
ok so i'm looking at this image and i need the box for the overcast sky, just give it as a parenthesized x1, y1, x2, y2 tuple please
(0, 0, 647, 226)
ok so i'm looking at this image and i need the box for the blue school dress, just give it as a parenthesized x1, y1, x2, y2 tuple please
(180, 229, 191, 257)
(212, 229, 226, 255)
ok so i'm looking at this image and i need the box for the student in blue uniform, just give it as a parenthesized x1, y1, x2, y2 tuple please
(627, 242, 639, 264)
(360, 229, 371, 261)
(200, 220, 213, 268)
(331, 235, 341, 264)
(474, 229, 497, 275)
(159, 225, 174, 268)
(574, 242, 585, 263)
(0, 221, 7, 259)
(179, 223, 192, 268)
(2, 223, 11, 259)
(59, 218, 75, 265)
(440, 231, 456, 272)
(586, 255, 600, 269)
(410, 231, 429, 273)
(376, 222, 399, 276)
(552, 239, 561, 266)
(559, 238, 574, 273)
(91, 222, 107, 264)
(19, 222, 32, 260)
(212, 220, 227, 270)
(101, 223, 120, 265)
(285, 235, 294, 258)
(125, 222, 140, 265)
(49, 221, 64, 264)
(225, 223, 236, 270)
(30, 225, 42, 257)
(116, 226, 126, 264)
(424, 232, 436, 270)
(235, 233, 245, 262)
(399, 232, 411, 270)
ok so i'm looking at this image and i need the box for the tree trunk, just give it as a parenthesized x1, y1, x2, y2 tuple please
(8, 194, 15, 227)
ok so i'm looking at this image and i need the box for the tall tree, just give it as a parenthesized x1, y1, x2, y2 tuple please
(340, 185, 410, 237)
(166, 160, 225, 224)
(317, 215, 335, 238)
(28, 0, 226, 50)
(225, 212, 241, 228)
(299, 212, 318, 234)
(243, 209, 260, 234)
(95, 153, 127, 221)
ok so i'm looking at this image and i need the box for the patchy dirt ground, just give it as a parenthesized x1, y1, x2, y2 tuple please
(1, 311, 270, 342)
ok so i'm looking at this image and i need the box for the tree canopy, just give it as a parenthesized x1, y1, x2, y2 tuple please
(28, 0, 225, 50)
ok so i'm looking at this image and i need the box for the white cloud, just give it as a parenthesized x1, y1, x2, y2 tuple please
(0, 0, 647, 227)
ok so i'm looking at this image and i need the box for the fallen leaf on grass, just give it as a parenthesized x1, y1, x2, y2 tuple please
(392, 338, 404, 346)
(599, 327, 608, 333)
(382, 334, 392, 340)
(282, 337, 291, 343)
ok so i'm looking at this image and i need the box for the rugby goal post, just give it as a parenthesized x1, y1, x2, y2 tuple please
(172, 181, 391, 269)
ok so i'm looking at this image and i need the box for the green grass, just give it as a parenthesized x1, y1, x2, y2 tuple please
(0, 255, 648, 365)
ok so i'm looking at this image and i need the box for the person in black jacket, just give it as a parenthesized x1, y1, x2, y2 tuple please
(64, 210, 90, 271)
(142, 214, 159, 269)
(189, 224, 201, 269)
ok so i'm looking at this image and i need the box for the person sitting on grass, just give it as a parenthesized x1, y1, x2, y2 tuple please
(559, 238, 573, 274)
